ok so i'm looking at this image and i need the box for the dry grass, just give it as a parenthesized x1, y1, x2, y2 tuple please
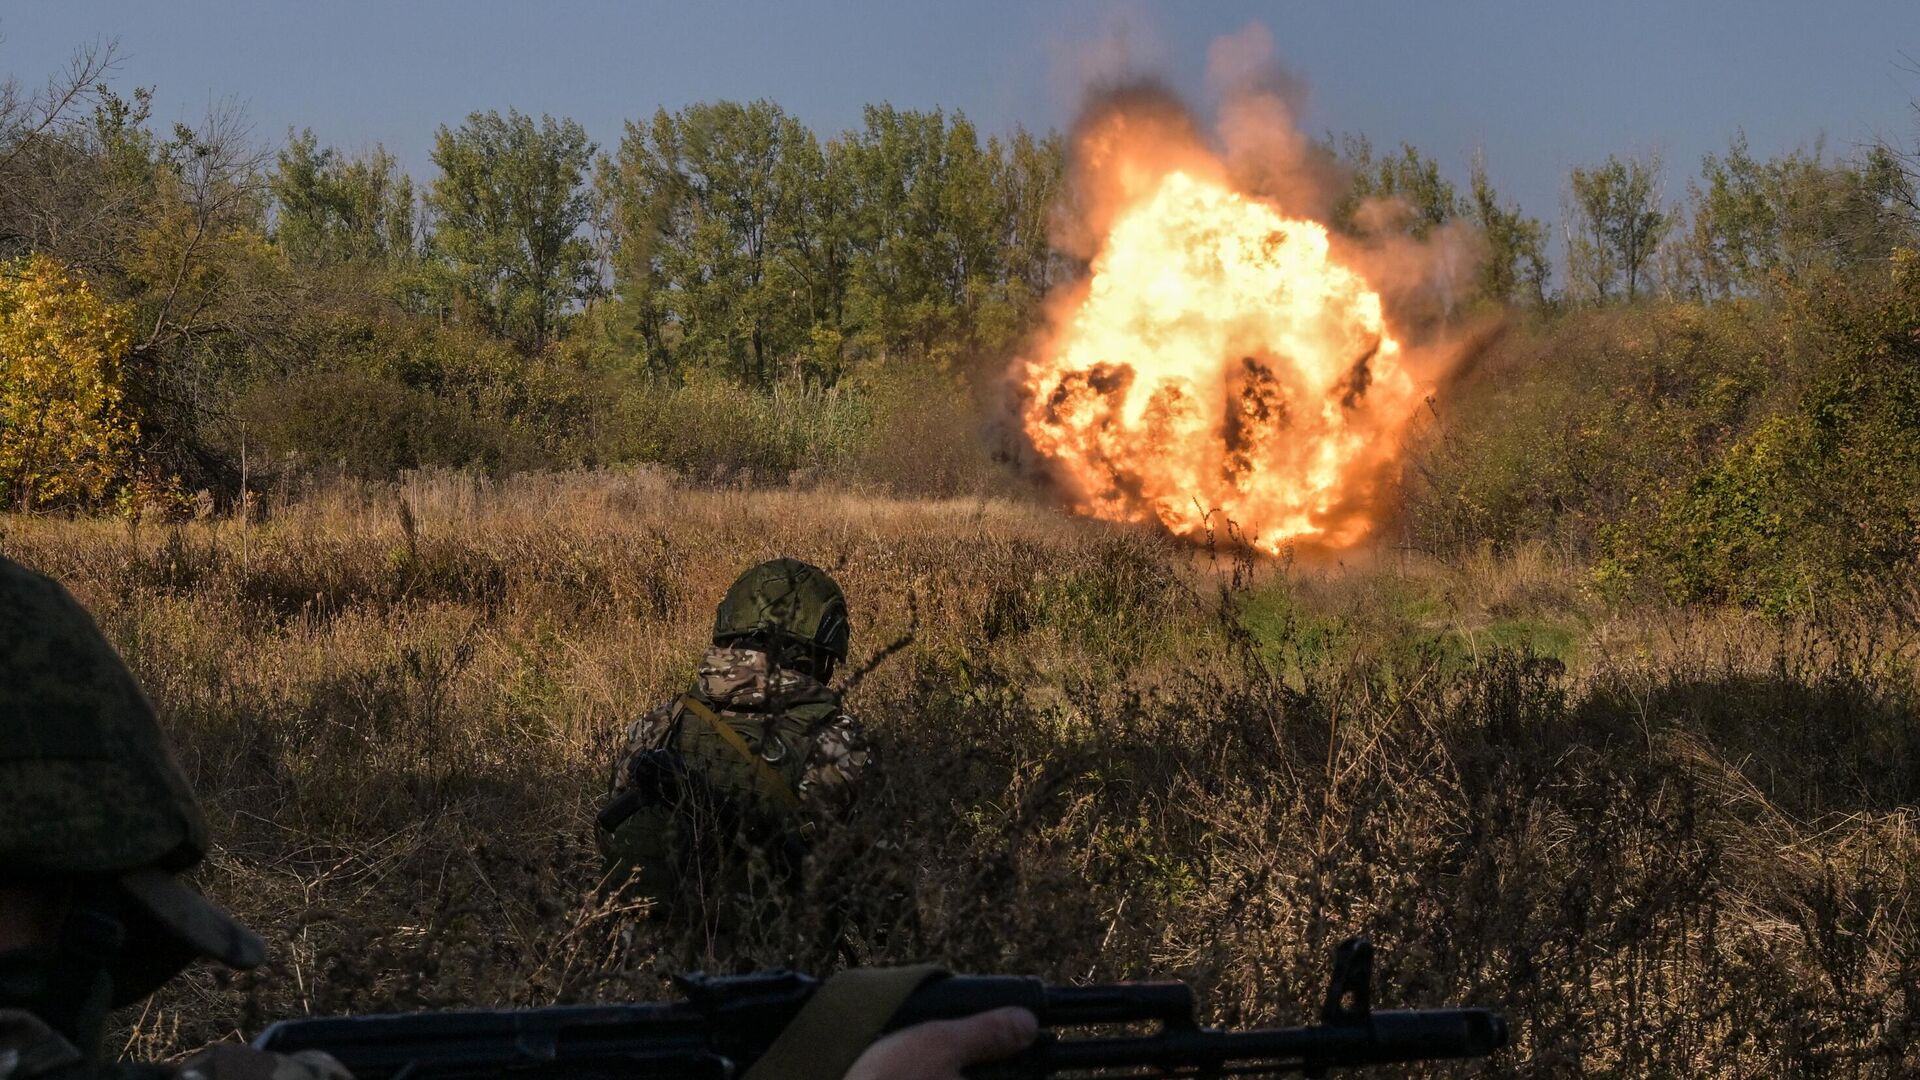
(5, 468, 1919, 1076)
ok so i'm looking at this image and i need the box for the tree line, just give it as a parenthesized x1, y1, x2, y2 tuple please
(263, 99, 1068, 372)
(1, 40, 1916, 513)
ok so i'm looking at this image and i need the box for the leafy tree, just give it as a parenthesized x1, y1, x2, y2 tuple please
(839, 105, 1019, 362)
(427, 110, 594, 351)
(1331, 136, 1461, 239)
(1000, 127, 1066, 301)
(124, 107, 276, 354)
(1566, 153, 1670, 301)
(270, 129, 415, 266)
(602, 100, 821, 381)
(0, 254, 136, 509)
(601, 101, 1060, 382)
(0, 78, 162, 278)
(0, 39, 121, 262)
(1665, 134, 1916, 299)
(2, 56, 300, 489)
(1466, 155, 1550, 306)
(1327, 139, 1550, 309)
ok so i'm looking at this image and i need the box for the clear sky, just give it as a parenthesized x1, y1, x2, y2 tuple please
(5, 1, 1919, 234)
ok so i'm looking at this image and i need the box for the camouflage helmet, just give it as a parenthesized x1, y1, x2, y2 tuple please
(712, 559, 851, 660)
(0, 556, 264, 1004)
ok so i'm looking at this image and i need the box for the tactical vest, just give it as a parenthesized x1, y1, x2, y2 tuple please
(598, 692, 839, 912)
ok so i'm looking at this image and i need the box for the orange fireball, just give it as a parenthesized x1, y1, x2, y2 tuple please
(1022, 167, 1423, 554)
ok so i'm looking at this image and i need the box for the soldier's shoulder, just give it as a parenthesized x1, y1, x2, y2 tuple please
(803, 704, 875, 783)
(622, 697, 682, 743)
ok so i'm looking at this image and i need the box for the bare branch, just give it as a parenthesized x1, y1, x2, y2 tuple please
(0, 38, 119, 176)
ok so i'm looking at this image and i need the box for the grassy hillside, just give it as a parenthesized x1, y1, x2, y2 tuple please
(7, 470, 1917, 1075)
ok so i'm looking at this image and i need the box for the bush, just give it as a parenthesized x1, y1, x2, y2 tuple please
(1400, 303, 1776, 557)
(237, 369, 529, 478)
(1404, 253, 1920, 613)
(233, 316, 628, 480)
(842, 359, 998, 496)
(1601, 252, 1920, 611)
(0, 254, 138, 510)
(601, 372, 871, 482)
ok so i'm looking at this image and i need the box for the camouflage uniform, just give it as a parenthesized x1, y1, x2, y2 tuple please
(610, 644, 872, 813)
(597, 560, 873, 917)
(0, 556, 351, 1080)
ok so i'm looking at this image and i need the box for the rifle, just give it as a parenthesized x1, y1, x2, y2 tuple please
(253, 938, 1506, 1078)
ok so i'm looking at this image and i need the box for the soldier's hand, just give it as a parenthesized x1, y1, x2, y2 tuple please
(843, 1007, 1038, 1080)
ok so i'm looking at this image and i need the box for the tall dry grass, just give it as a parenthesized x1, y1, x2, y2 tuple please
(5, 469, 1918, 1076)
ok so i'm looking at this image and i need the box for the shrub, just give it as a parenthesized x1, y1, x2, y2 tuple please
(1599, 253, 1920, 611)
(842, 359, 999, 496)
(1405, 253, 1920, 613)
(237, 369, 528, 478)
(1400, 303, 1776, 557)
(0, 254, 138, 510)
(602, 372, 871, 482)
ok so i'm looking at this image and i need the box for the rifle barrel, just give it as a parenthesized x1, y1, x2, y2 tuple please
(1029, 1009, 1508, 1075)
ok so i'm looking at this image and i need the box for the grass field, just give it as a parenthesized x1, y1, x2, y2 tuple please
(6, 469, 1919, 1076)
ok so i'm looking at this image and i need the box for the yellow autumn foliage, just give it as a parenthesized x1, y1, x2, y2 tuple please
(0, 254, 138, 510)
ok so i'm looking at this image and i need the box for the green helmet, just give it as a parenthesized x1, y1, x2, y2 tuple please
(0, 555, 264, 1005)
(712, 559, 851, 660)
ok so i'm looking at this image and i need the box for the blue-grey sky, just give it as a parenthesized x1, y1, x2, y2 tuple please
(6, 2, 1918, 234)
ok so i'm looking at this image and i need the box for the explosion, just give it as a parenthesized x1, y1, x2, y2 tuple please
(1021, 95, 1437, 555)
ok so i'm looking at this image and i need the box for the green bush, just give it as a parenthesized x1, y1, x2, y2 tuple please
(1601, 253, 1920, 611)
(1402, 302, 1776, 556)
(1406, 253, 1920, 613)
(234, 315, 624, 479)
(841, 360, 998, 496)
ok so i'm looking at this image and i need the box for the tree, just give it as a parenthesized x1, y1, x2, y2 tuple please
(1331, 136, 1461, 239)
(0, 39, 120, 259)
(1467, 155, 1550, 306)
(1565, 153, 1670, 302)
(3, 51, 301, 489)
(1665, 134, 1917, 300)
(602, 100, 822, 380)
(270, 129, 415, 266)
(426, 110, 594, 352)
(600, 101, 1062, 383)
(0, 254, 136, 510)
(839, 105, 1017, 362)
(1000, 127, 1066, 301)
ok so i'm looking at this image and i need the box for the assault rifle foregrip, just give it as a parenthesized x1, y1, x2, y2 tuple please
(253, 938, 1506, 1078)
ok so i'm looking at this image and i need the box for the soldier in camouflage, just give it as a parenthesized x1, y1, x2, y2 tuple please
(0, 555, 348, 1080)
(596, 559, 872, 919)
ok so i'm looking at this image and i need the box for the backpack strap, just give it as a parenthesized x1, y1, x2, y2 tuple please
(742, 966, 949, 1080)
(676, 695, 804, 816)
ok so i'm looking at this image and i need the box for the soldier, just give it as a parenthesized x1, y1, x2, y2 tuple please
(0, 555, 348, 1080)
(596, 559, 872, 923)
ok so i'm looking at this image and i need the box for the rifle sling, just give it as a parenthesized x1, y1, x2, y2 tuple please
(744, 966, 949, 1080)
(677, 695, 805, 816)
